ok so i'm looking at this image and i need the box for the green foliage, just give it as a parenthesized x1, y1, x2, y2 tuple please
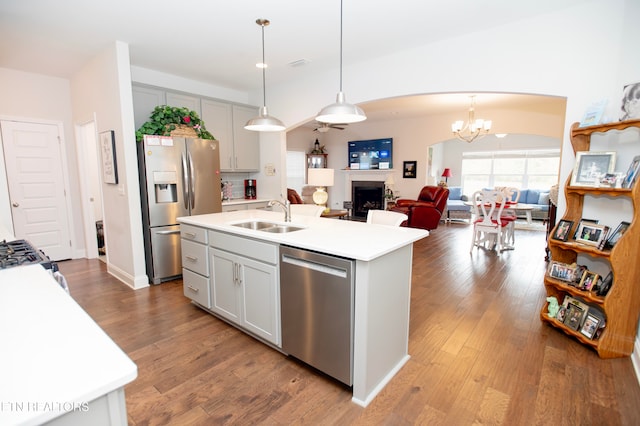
(135, 105, 215, 142)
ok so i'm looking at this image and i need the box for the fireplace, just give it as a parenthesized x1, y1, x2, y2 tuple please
(352, 181, 384, 220)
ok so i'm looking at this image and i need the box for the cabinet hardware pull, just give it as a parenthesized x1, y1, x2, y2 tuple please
(185, 255, 198, 262)
(187, 285, 199, 293)
(184, 232, 196, 238)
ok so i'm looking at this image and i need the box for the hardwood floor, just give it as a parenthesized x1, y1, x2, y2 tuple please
(57, 223, 640, 425)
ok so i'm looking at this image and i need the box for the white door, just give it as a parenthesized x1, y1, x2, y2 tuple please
(1, 120, 72, 260)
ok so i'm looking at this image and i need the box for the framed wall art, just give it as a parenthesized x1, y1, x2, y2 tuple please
(99, 130, 118, 184)
(403, 161, 417, 179)
(570, 151, 615, 187)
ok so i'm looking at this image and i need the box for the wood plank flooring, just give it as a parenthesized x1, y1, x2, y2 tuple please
(57, 223, 640, 425)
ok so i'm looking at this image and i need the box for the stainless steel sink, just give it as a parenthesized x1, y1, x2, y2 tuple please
(232, 220, 276, 230)
(231, 221, 304, 233)
(260, 225, 304, 233)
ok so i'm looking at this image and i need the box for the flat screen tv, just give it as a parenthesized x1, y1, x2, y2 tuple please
(348, 138, 393, 170)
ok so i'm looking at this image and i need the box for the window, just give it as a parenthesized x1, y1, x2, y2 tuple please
(286, 151, 306, 193)
(461, 149, 560, 195)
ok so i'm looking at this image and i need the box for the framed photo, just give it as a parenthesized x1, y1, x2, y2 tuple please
(578, 271, 599, 291)
(570, 151, 616, 187)
(573, 219, 598, 239)
(596, 271, 613, 296)
(99, 130, 118, 184)
(552, 220, 573, 241)
(403, 161, 417, 179)
(622, 156, 640, 189)
(556, 306, 567, 323)
(563, 301, 587, 331)
(603, 221, 630, 250)
(574, 222, 608, 247)
(580, 313, 601, 339)
(619, 81, 640, 121)
(548, 261, 577, 283)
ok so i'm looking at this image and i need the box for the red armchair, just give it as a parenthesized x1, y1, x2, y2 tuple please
(391, 186, 449, 230)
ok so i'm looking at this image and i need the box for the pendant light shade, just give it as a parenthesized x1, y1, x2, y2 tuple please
(245, 19, 285, 132)
(316, 0, 366, 124)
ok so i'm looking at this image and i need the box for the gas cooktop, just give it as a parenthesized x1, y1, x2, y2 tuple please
(0, 239, 57, 271)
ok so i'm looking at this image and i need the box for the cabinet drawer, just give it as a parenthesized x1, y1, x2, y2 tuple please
(183, 269, 211, 308)
(181, 239, 209, 276)
(209, 230, 278, 264)
(181, 224, 208, 244)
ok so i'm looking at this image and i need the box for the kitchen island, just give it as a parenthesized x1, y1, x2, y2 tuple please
(178, 209, 428, 407)
(0, 265, 137, 426)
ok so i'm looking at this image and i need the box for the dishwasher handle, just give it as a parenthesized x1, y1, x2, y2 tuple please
(281, 254, 348, 278)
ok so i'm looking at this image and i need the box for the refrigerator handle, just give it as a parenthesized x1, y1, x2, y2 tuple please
(188, 150, 196, 209)
(181, 153, 190, 210)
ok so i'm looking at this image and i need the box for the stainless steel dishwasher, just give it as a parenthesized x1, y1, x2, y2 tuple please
(280, 245, 355, 386)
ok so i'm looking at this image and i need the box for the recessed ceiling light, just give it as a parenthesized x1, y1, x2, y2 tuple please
(256, 62, 267, 69)
(496, 133, 507, 138)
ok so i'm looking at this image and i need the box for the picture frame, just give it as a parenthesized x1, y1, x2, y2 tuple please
(556, 306, 567, 323)
(578, 270, 599, 291)
(403, 161, 417, 179)
(573, 218, 598, 240)
(99, 130, 118, 184)
(574, 222, 608, 247)
(548, 261, 577, 283)
(603, 221, 630, 250)
(596, 271, 613, 297)
(552, 219, 573, 241)
(622, 156, 640, 189)
(563, 301, 587, 331)
(619, 81, 640, 121)
(570, 151, 616, 187)
(580, 313, 601, 339)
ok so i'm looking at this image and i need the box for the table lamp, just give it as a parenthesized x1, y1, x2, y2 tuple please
(308, 168, 334, 212)
(441, 168, 452, 186)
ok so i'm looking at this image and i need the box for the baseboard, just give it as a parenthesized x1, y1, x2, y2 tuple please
(106, 262, 149, 290)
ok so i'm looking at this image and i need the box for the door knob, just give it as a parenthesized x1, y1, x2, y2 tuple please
(12, 202, 19, 207)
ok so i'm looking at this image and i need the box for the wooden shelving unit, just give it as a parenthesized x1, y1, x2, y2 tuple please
(541, 119, 640, 358)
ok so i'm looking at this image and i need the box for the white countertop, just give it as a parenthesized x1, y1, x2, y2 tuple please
(0, 265, 137, 426)
(221, 198, 269, 206)
(178, 209, 428, 261)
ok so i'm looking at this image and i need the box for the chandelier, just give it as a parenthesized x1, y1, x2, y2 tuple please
(451, 96, 492, 143)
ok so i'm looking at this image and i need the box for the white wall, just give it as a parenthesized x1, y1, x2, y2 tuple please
(70, 42, 148, 289)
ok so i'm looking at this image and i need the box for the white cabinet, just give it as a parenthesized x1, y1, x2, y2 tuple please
(231, 105, 261, 171)
(201, 102, 260, 171)
(132, 85, 165, 129)
(209, 231, 280, 346)
(221, 201, 270, 212)
(166, 92, 201, 116)
(180, 224, 210, 308)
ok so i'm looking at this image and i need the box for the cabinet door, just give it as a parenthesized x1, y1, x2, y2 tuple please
(202, 99, 233, 171)
(210, 249, 241, 323)
(240, 257, 280, 345)
(232, 105, 260, 171)
(166, 92, 201, 116)
(132, 86, 165, 130)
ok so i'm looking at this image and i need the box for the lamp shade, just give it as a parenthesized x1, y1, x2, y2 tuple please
(441, 168, 452, 178)
(308, 168, 334, 187)
(316, 92, 367, 124)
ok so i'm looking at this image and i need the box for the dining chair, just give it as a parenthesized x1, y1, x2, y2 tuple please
(495, 186, 520, 247)
(366, 209, 408, 227)
(470, 190, 511, 254)
(290, 204, 325, 217)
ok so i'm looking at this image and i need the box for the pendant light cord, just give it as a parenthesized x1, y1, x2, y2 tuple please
(339, 0, 343, 92)
(261, 22, 267, 107)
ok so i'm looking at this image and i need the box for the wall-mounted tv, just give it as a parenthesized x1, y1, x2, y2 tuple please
(348, 138, 393, 170)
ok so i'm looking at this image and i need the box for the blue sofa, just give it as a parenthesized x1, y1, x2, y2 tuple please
(444, 186, 472, 222)
(445, 187, 551, 222)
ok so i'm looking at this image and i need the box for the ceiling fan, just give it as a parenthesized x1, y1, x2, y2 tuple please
(313, 122, 347, 133)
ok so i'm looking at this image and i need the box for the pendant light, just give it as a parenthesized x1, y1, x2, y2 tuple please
(316, 0, 366, 124)
(245, 19, 285, 132)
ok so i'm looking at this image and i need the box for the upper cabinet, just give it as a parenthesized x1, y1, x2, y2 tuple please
(132, 85, 260, 172)
(200, 101, 260, 172)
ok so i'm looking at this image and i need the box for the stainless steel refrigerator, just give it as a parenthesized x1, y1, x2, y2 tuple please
(138, 136, 221, 284)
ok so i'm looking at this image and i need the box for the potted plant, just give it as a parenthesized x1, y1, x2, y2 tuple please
(135, 105, 214, 142)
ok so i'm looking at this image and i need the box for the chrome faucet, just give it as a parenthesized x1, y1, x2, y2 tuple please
(268, 199, 291, 222)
